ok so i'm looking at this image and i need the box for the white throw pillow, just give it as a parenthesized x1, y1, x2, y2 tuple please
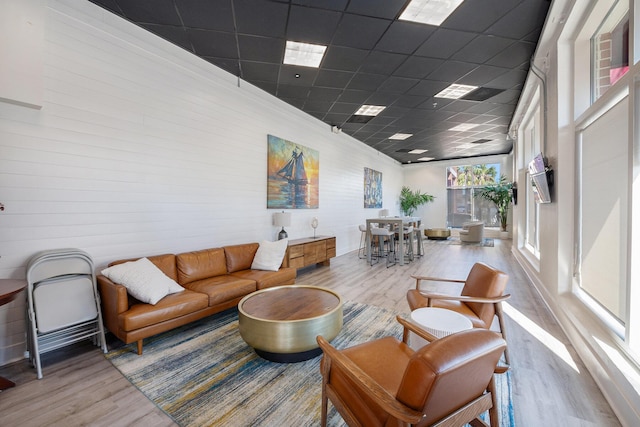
(101, 257, 184, 305)
(251, 239, 288, 271)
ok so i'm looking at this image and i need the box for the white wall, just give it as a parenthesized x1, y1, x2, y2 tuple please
(0, 0, 404, 365)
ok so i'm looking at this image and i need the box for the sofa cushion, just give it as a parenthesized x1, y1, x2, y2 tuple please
(101, 257, 184, 305)
(176, 247, 227, 285)
(251, 239, 288, 271)
(119, 289, 208, 332)
(231, 267, 296, 290)
(109, 253, 178, 282)
(182, 275, 256, 306)
(224, 243, 259, 273)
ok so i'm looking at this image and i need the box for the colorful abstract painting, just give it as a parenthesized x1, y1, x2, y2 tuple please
(267, 135, 319, 209)
(364, 167, 382, 208)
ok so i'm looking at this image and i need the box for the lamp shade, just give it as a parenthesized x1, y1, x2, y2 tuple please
(379, 209, 389, 218)
(273, 212, 291, 227)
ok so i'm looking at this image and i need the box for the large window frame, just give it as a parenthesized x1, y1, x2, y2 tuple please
(445, 163, 502, 228)
(574, 0, 638, 356)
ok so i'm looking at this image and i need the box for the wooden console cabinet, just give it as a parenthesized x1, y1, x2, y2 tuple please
(284, 236, 336, 269)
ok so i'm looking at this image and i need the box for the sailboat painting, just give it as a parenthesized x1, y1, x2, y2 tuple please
(267, 135, 319, 209)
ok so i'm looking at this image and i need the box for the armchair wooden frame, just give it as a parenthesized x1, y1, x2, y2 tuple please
(410, 274, 511, 365)
(317, 316, 508, 427)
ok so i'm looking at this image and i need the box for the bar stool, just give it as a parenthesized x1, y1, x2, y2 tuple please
(358, 224, 367, 259)
(370, 226, 396, 267)
(395, 225, 414, 263)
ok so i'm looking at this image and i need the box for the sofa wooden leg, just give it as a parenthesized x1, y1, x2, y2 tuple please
(137, 340, 143, 355)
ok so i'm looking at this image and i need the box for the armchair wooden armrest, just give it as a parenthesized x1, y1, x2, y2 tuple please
(396, 315, 438, 343)
(417, 291, 511, 305)
(316, 335, 423, 424)
(410, 274, 466, 289)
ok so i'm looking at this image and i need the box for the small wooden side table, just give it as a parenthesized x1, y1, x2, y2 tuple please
(0, 279, 27, 391)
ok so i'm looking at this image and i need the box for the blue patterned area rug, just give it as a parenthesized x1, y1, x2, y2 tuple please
(105, 301, 514, 426)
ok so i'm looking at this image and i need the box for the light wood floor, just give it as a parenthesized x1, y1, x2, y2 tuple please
(0, 239, 621, 426)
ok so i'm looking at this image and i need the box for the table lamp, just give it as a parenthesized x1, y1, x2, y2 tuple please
(273, 211, 291, 240)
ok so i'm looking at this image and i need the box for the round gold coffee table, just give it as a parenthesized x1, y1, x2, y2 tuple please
(238, 285, 343, 362)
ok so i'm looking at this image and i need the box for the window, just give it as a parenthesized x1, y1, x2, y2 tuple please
(592, 2, 629, 102)
(446, 164, 501, 227)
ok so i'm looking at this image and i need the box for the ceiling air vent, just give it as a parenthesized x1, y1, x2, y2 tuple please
(461, 87, 504, 101)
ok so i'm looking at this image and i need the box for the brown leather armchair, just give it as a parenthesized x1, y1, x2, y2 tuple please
(317, 317, 507, 427)
(407, 262, 511, 364)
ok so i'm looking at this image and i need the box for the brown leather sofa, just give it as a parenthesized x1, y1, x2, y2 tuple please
(97, 243, 296, 355)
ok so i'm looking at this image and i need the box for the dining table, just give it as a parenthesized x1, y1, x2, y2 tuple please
(365, 217, 422, 266)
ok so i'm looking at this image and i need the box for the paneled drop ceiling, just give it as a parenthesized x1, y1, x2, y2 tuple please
(89, 0, 551, 164)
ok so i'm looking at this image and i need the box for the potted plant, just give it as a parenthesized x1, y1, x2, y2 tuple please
(399, 186, 434, 216)
(476, 175, 513, 232)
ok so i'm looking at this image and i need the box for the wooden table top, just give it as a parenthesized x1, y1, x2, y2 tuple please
(0, 279, 27, 307)
(240, 286, 341, 321)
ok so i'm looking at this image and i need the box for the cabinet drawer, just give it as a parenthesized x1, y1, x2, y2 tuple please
(289, 245, 304, 258)
(327, 246, 336, 258)
(304, 241, 326, 265)
(289, 257, 306, 269)
(326, 237, 336, 249)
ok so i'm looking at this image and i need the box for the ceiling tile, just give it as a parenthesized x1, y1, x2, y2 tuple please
(377, 76, 420, 94)
(176, 0, 234, 31)
(451, 35, 514, 64)
(234, 0, 289, 38)
(393, 56, 444, 79)
(240, 61, 279, 82)
(315, 69, 355, 89)
(359, 51, 408, 74)
(346, 0, 406, 19)
(286, 6, 342, 44)
(486, 41, 536, 69)
(238, 35, 284, 62)
(117, 0, 182, 25)
(322, 46, 369, 71)
(427, 61, 477, 82)
(441, 0, 512, 33)
(346, 73, 388, 91)
(188, 29, 238, 58)
(332, 14, 391, 50)
(375, 21, 435, 54)
(458, 65, 509, 86)
(291, 0, 348, 10)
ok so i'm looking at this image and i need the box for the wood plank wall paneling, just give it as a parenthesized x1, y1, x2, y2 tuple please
(0, 1, 403, 365)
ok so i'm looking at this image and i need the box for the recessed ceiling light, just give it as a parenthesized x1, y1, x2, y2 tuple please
(409, 149, 428, 154)
(354, 105, 386, 116)
(449, 123, 479, 131)
(435, 84, 478, 99)
(399, 0, 465, 26)
(417, 157, 435, 161)
(283, 41, 327, 68)
(389, 133, 413, 140)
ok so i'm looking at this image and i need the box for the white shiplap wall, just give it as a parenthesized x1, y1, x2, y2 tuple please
(0, 0, 403, 365)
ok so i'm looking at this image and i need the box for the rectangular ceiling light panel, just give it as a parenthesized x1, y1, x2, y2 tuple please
(389, 133, 413, 140)
(399, 0, 465, 26)
(435, 83, 477, 99)
(408, 149, 428, 154)
(449, 123, 479, 131)
(355, 105, 386, 116)
(283, 41, 327, 68)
